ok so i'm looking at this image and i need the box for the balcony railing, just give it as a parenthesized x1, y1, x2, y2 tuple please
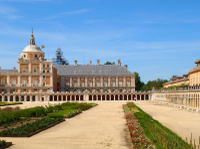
(22, 84, 27, 87)
(0, 84, 5, 87)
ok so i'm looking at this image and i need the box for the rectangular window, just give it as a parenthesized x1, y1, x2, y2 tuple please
(23, 67, 26, 73)
(96, 81, 100, 87)
(112, 81, 115, 87)
(34, 89, 37, 91)
(23, 79, 27, 86)
(47, 64, 49, 68)
(34, 67, 37, 73)
(43, 64, 45, 68)
(81, 81, 84, 87)
(12, 79, 16, 86)
(43, 76, 45, 80)
(1, 79, 5, 85)
(47, 70, 49, 73)
(43, 82, 45, 86)
(12, 89, 15, 92)
(73, 81, 77, 87)
(23, 89, 26, 92)
(119, 81, 123, 87)
(1, 89, 4, 92)
(104, 81, 108, 87)
(34, 79, 38, 86)
(127, 81, 130, 86)
(89, 81, 92, 87)
(66, 82, 69, 87)
(43, 70, 45, 73)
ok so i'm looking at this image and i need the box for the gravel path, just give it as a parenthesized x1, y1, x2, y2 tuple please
(0, 102, 132, 149)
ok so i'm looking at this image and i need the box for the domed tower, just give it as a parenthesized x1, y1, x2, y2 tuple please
(20, 31, 45, 60)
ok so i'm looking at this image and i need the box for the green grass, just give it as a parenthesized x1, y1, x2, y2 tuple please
(127, 102, 192, 149)
(47, 109, 74, 118)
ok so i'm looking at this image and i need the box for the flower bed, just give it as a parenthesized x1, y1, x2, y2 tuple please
(125, 102, 193, 149)
(123, 105, 153, 148)
(0, 118, 64, 137)
(0, 102, 22, 106)
(47, 109, 82, 118)
(0, 140, 12, 149)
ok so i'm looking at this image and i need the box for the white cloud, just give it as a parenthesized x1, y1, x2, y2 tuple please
(0, 6, 24, 20)
(41, 9, 90, 20)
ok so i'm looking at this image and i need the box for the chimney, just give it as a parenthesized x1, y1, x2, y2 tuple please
(89, 61, 92, 65)
(74, 60, 77, 66)
(124, 65, 128, 69)
(97, 59, 100, 65)
(117, 59, 121, 66)
(112, 62, 115, 65)
(13, 67, 16, 70)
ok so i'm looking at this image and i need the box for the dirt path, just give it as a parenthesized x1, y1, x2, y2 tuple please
(135, 101, 200, 145)
(0, 102, 132, 149)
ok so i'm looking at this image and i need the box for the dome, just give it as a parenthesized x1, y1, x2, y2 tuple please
(22, 44, 43, 53)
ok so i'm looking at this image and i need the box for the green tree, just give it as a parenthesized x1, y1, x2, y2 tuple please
(104, 61, 112, 65)
(142, 78, 168, 91)
(134, 72, 145, 91)
(171, 75, 177, 78)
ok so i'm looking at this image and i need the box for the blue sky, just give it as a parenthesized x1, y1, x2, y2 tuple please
(0, 0, 200, 83)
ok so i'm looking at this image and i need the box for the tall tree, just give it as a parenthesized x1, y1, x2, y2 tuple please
(104, 61, 112, 65)
(134, 72, 145, 91)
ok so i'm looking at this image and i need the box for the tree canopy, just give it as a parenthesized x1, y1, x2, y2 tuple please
(104, 61, 112, 65)
(134, 72, 145, 91)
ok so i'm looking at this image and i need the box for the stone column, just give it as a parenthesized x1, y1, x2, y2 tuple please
(93, 77, 95, 87)
(7, 96, 10, 102)
(108, 77, 110, 87)
(61, 95, 63, 101)
(123, 77, 126, 87)
(101, 77, 103, 87)
(50, 75, 53, 85)
(40, 63, 42, 73)
(101, 95, 102, 101)
(70, 77, 72, 87)
(18, 76, 21, 86)
(29, 75, 31, 86)
(13, 96, 16, 102)
(29, 63, 31, 73)
(7, 75, 10, 85)
(85, 77, 88, 87)
(116, 76, 118, 87)
(78, 77, 80, 87)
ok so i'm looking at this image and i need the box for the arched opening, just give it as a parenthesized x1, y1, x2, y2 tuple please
(80, 95, 83, 101)
(137, 95, 140, 100)
(58, 95, 61, 101)
(120, 94, 123, 100)
(27, 96, 30, 102)
(141, 94, 144, 100)
(133, 95, 136, 101)
(98, 95, 101, 101)
(111, 95, 114, 101)
(128, 95, 131, 100)
(76, 95, 79, 101)
(89, 95, 92, 101)
(21, 96, 24, 102)
(4, 96, 7, 102)
(146, 94, 149, 100)
(67, 95, 70, 101)
(54, 95, 57, 101)
(16, 96, 19, 102)
(102, 95, 105, 101)
(106, 95, 109, 101)
(72, 95, 75, 101)
(93, 95, 96, 101)
(10, 96, 13, 102)
(32, 95, 35, 102)
(63, 95, 66, 101)
(115, 95, 118, 100)
(50, 95, 53, 101)
(124, 95, 127, 100)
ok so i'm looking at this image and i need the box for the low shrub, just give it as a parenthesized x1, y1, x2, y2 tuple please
(0, 102, 23, 106)
(17, 106, 46, 117)
(0, 111, 20, 125)
(0, 118, 63, 136)
(64, 109, 82, 118)
(47, 109, 82, 118)
(0, 140, 6, 147)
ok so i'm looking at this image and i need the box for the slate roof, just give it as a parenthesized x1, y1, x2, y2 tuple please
(53, 64, 133, 76)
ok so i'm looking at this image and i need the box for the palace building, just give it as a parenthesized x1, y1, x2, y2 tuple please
(0, 32, 144, 102)
(163, 58, 200, 88)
